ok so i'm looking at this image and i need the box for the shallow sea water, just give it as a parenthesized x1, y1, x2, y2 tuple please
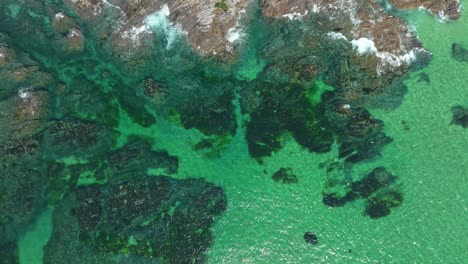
(13, 1, 468, 264)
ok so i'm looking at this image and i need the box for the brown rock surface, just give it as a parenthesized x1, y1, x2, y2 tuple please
(64, 0, 251, 57)
(388, 0, 461, 20)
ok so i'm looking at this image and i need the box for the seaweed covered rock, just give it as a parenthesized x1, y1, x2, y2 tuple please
(44, 176, 227, 264)
(452, 44, 468, 62)
(450, 106, 468, 128)
(179, 90, 238, 136)
(321, 92, 393, 163)
(0, 161, 45, 242)
(272, 168, 298, 184)
(38, 119, 113, 159)
(193, 136, 232, 159)
(43, 136, 179, 203)
(322, 167, 403, 219)
(245, 82, 334, 158)
(351, 167, 397, 198)
(0, 241, 19, 264)
(364, 191, 404, 219)
(107, 137, 179, 179)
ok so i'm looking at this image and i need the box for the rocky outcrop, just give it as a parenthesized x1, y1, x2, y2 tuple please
(64, 0, 251, 57)
(0, 35, 51, 243)
(388, 0, 461, 20)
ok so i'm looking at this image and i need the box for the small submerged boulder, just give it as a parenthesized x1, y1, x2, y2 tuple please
(452, 43, 468, 62)
(303, 231, 318, 245)
(272, 168, 298, 184)
(450, 106, 468, 128)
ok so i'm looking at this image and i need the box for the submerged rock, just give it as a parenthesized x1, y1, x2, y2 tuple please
(38, 119, 113, 159)
(272, 168, 298, 184)
(44, 176, 227, 264)
(107, 136, 179, 179)
(0, 161, 45, 243)
(303, 231, 318, 245)
(452, 44, 468, 62)
(351, 167, 397, 198)
(322, 167, 403, 219)
(450, 106, 468, 128)
(0, 241, 19, 264)
(364, 190, 404, 219)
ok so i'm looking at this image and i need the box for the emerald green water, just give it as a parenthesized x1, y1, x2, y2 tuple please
(205, 7, 468, 263)
(3, 1, 467, 263)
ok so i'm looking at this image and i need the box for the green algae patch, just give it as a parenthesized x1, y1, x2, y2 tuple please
(215, 0, 229, 12)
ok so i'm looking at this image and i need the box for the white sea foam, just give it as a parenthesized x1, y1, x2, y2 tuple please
(282, 11, 308, 20)
(18, 87, 31, 99)
(437, 11, 450, 23)
(54, 12, 64, 20)
(144, 4, 185, 49)
(67, 28, 81, 38)
(312, 4, 320, 13)
(351, 37, 377, 54)
(226, 9, 246, 46)
(327, 32, 348, 41)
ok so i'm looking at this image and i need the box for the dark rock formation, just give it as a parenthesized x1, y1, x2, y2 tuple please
(322, 167, 403, 219)
(246, 81, 333, 158)
(38, 119, 112, 159)
(364, 190, 404, 219)
(0, 161, 45, 243)
(180, 90, 238, 136)
(44, 176, 227, 264)
(0, 241, 19, 264)
(452, 44, 468, 62)
(450, 106, 468, 128)
(272, 168, 298, 184)
(303, 231, 318, 245)
(107, 137, 179, 178)
(351, 167, 397, 198)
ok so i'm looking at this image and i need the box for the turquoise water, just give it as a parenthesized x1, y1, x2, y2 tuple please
(1, 1, 467, 263)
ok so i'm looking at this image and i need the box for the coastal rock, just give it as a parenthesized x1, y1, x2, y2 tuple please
(0, 161, 45, 242)
(64, 0, 251, 57)
(262, 0, 311, 19)
(38, 119, 113, 159)
(388, 0, 461, 20)
(450, 106, 468, 128)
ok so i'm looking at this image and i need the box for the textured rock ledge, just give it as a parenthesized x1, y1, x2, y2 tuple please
(62, 0, 458, 64)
